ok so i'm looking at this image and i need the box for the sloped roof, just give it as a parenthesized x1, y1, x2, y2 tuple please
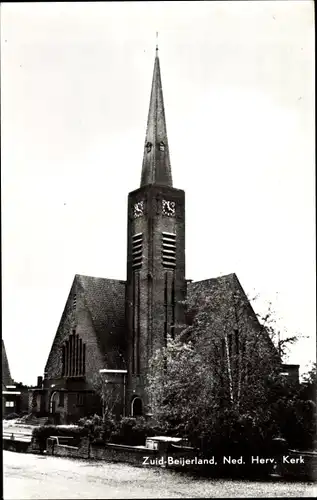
(186, 273, 237, 323)
(2, 340, 13, 388)
(187, 273, 236, 299)
(76, 275, 126, 369)
(186, 273, 277, 355)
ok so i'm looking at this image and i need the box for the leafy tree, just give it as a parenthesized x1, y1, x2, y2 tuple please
(251, 295, 307, 362)
(87, 372, 120, 421)
(147, 276, 310, 453)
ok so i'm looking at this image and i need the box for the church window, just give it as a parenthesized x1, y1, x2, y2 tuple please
(171, 276, 176, 338)
(159, 141, 165, 151)
(73, 294, 77, 309)
(62, 333, 86, 378)
(162, 232, 176, 268)
(132, 233, 143, 270)
(61, 345, 66, 377)
(132, 271, 141, 375)
(82, 344, 86, 375)
(5, 401, 14, 408)
(131, 397, 143, 417)
(77, 393, 84, 406)
(146, 142, 152, 153)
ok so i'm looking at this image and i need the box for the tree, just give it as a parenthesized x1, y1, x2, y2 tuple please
(147, 276, 303, 453)
(88, 372, 120, 421)
(300, 362, 317, 400)
(250, 295, 307, 362)
(148, 336, 216, 442)
(265, 362, 316, 450)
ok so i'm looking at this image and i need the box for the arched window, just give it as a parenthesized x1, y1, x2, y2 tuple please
(62, 332, 86, 377)
(131, 397, 143, 417)
(50, 391, 58, 414)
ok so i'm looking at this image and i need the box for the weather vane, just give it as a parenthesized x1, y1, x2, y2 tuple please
(156, 31, 159, 52)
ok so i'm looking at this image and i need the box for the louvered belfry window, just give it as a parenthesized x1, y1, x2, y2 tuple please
(132, 233, 143, 270)
(162, 232, 176, 268)
(62, 331, 86, 377)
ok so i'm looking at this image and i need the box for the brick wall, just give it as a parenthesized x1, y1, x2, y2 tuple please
(126, 184, 186, 411)
(46, 437, 160, 465)
(45, 279, 106, 382)
(41, 277, 108, 422)
(90, 443, 161, 466)
(46, 437, 202, 471)
(46, 436, 90, 458)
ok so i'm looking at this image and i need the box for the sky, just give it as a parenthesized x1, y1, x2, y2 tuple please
(1, 1, 315, 386)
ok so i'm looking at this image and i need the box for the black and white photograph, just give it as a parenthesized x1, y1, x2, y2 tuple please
(1, 1, 316, 498)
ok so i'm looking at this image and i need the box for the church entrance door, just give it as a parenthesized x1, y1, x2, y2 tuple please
(50, 391, 58, 414)
(131, 397, 143, 417)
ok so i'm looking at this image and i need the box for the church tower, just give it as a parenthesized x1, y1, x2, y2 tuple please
(126, 47, 186, 416)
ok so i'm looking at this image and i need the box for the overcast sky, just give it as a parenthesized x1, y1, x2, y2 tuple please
(1, 1, 315, 386)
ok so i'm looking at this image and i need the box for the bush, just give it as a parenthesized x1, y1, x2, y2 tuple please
(111, 417, 163, 445)
(4, 413, 19, 420)
(32, 425, 88, 451)
(78, 414, 118, 444)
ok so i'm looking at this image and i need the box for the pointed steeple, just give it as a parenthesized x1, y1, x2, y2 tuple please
(140, 47, 173, 187)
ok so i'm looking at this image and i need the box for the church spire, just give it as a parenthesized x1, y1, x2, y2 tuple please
(140, 46, 173, 187)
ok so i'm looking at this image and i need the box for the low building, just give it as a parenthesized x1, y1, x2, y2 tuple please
(2, 340, 28, 417)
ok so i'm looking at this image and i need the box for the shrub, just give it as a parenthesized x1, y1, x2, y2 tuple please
(78, 414, 118, 444)
(111, 417, 163, 445)
(32, 425, 88, 451)
(4, 413, 19, 420)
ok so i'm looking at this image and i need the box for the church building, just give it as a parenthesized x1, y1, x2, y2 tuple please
(29, 47, 296, 424)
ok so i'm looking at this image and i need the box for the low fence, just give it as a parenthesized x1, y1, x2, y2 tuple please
(4, 429, 316, 480)
(3, 430, 32, 453)
(46, 437, 90, 459)
(46, 437, 162, 466)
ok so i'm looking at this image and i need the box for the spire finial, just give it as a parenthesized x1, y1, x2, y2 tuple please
(156, 31, 159, 53)
(140, 37, 173, 187)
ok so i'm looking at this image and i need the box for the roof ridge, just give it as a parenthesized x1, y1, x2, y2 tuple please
(76, 274, 126, 284)
(189, 273, 237, 284)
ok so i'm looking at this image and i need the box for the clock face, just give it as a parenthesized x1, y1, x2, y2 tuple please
(162, 199, 176, 217)
(133, 201, 144, 218)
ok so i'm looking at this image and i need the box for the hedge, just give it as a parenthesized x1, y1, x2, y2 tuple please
(32, 425, 88, 450)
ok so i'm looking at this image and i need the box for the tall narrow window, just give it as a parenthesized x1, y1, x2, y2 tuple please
(82, 344, 86, 376)
(132, 233, 143, 270)
(62, 334, 86, 377)
(77, 394, 84, 407)
(162, 232, 176, 269)
(132, 273, 135, 374)
(171, 276, 175, 338)
(61, 345, 65, 377)
(132, 272, 141, 375)
(164, 272, 168, 344)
